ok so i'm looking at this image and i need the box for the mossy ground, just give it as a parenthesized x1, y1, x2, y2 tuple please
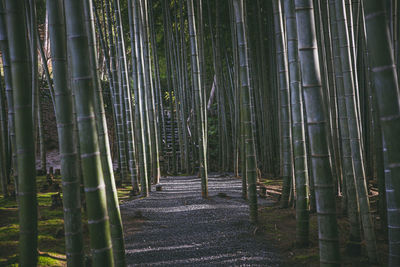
(258, 178, 388, 266)
(0, 175, 132, 266)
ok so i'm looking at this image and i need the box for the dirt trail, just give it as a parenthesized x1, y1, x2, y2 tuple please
(121, 174, 279, 266)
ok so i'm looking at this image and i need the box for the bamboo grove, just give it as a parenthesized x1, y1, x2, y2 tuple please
(0, 0, 399, 266)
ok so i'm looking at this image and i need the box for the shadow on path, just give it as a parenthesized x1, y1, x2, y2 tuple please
(121, 174, 279, 266)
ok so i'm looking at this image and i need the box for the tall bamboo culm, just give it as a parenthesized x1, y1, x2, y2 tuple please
(328, 0, 362, 253)
(5, 0, 38, 265)
(187, 0, 208, 198)
(272, 0, 294, 209)
(64, 0, 114, 265)
(334, 0, 377, 262)
(294, 0, 340, 265)
(283, 0, 310, 246)
(232, 0, 258, 223)
(0, 0, 17, 196)
(47, 0, 85, 265)
(133, 0, 150, 196)
(363, 1, 400, 266)
(84, 0, 126, 265)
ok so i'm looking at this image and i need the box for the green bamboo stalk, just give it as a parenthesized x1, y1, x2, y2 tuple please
(173, 0, 188, 174)
(317, 0, 342, 194)
(294, 0, 340, 265)
(283, 0, 310, 246)
(127, 0, 144, 195)
(141, 0, 161, 184)
(197, 0, 208, 167)
(187, 0, 208, 197)
(181, 0, 193, 173)
(0, 58, 8, 187)
(28, 0, 38, 139)
(161, 1, 177, 175)
(272, 0, 294, 209)
(397, 0, 400, 80)
(84, 0, 126, 265)
(174, 0, 188, 174)
(362, 1, 400, 265)
(133, 0, 149, 196)
(362, 26, 387, 233)
(0, 0, 17, 193)
(137, 0, 153, 185)
(30, 2, 46, 176)
(37, 94, 46, 174)
(366, 44, 387, 234)
(135, 0, 153, 185)
(0, 77, 8, 196)
(47, 1, 85, 265)
(113, 0, 137, 191)
(64, 0, 114, 265)
(37, 29, 56, 110)
(334, 0, 377, 261)
(5, 0, 38, 265)
(240, 80, 247, 199)
(167, 1, 182, 174)
(328, 0, 362, 253)
(149, 0, 166, 180)
(384, 139, 400, 266)
(104, 0, 128, 186)
(232, 0, 258, 223)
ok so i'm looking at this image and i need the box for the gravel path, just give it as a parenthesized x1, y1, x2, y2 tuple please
(121, 174, 279, 266)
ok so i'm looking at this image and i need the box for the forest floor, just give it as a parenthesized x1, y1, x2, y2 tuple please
(0, 174, 133, 266)
(121, 174, 280, 266)
(0, 170, 388, 266)
(258, 179, 388, 266)
(121, 175, 387, 266)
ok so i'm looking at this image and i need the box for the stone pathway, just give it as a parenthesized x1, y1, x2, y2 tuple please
(121, 174, 279, 266)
